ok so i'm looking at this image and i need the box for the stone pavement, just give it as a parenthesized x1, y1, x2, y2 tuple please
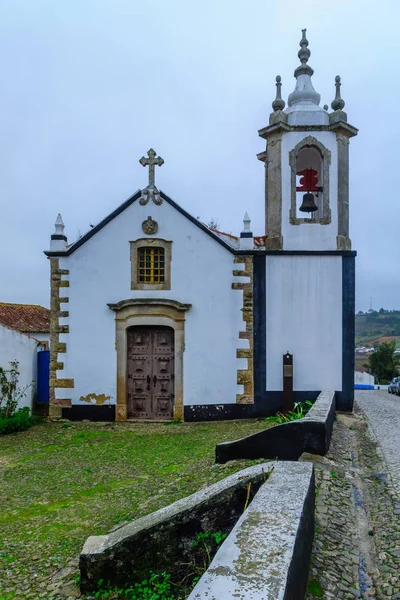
(356, 390, 400, 496)
(305, 403, 400, 600)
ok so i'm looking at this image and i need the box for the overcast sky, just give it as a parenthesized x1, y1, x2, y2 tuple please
(0, 0, 399, 311)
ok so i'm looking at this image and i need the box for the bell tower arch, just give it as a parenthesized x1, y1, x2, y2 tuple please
(258, 29, 358, 251)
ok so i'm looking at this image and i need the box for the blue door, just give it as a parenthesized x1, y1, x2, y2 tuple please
(37, 350, 50, 403)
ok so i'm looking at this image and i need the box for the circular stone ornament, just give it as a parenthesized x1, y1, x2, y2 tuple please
(142, 216, 158, 235)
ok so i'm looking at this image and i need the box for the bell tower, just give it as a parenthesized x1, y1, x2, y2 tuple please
(258, 29, 358, 251)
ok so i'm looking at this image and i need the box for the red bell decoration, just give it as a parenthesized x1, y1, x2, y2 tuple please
(296, 168, 321, 213)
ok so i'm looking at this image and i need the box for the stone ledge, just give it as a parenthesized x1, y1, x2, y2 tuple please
(216, 390, 335, 464)
(188, 462, 315, 600)
(79, 463, 270, 592)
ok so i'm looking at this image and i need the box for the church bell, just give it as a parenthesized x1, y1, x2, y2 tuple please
(299, 192, 318, 213)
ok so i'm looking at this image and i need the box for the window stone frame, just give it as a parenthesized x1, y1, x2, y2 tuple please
(289, 135, 331, 226)
(130, 238, 172, 291)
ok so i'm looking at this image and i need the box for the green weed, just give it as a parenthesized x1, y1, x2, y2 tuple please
(264, 400, 313, 424)
(307, 576, 323, 597)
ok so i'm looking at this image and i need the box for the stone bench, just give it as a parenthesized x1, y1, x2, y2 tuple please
(79, 463, 269, 593)
(188, 461, 315, 600)
(216, 390, 335, 464)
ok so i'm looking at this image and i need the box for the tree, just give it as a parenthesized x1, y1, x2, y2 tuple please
(364, 340, 400, 383)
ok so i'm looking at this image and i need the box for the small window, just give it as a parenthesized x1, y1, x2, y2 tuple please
(138, 247, 165, 283)
(130, 238, 172, 291)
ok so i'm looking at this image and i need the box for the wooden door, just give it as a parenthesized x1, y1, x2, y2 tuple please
(127, 326, 174, 419)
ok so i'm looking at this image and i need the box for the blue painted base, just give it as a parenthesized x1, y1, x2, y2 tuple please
(354, 385, 374, 390)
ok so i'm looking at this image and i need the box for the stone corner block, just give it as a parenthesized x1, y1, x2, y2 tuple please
(51, 378, 74, 389)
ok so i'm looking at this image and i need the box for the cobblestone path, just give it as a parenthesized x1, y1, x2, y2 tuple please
(356, 390, 400, 496)
(305, 406, 400, 600)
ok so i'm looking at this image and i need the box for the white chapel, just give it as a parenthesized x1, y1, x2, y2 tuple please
(45, 30, 357, 421)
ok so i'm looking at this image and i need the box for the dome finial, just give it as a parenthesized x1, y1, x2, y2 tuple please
(331, 75, 345, 111)
(272, 75, 285, 111)
(298, 29, 311, 66)
(287, 28, 321, 109)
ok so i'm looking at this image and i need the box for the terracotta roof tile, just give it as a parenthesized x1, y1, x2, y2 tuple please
(0, 303, 50, 334)
(254, 236, 266, 246)
(209, 227, 238, 240)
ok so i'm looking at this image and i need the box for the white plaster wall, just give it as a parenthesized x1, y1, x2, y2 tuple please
(0, 325, 41, 410)
(281, 131, 338, 251)
(32, 333, 50, 345)
(266, 256, 342, 391)
(355, 371, 375, 387)
(57, 197, 244, 406)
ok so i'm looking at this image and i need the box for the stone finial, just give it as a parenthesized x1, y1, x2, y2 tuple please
(297, 29, 311, 69)
(50, 213, 67, 251)
(54, 214, 65, 235)
(272, 76, 285, 111)
(240, 212, 253, 250)
(331, 75, 345, 111)
(243, 211, 251, 232)
(287, 28, 321, 109)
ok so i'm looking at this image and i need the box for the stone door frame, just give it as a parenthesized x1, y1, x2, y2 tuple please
(108, 299, 191, 421)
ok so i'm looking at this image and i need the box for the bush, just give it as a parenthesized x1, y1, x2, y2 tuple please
(0, 361, 38, 434)
(0, 360, 32, 418)
(0, 407, 40, 435)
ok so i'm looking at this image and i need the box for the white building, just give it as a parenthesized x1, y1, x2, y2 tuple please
(0, 303, 50, 410)
(354, 371, 375, 390)
(45, 30, 357, 421)
(0, 324, 47, 410)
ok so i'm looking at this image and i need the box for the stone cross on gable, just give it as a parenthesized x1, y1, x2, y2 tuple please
(140, 148, 164, 187)
(139, 148, 164, 205)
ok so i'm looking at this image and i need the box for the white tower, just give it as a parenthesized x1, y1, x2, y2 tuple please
(258, 29, 358, 251)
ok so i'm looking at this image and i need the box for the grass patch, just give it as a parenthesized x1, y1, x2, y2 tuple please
(0, 418, 273, 597)
(307, 577, 323, 597)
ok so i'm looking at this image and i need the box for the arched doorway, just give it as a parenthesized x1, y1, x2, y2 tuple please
(127, 325, 174, 419)
(108, 298, 191, 421)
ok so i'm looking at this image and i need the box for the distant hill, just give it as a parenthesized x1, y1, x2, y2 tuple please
(355, 310, 400, 346)
(355, 310, 400, 372)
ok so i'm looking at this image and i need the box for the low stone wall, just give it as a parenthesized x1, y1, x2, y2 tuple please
(216, 390, 335, 464)
(188, 462, 315, 600)
(79, 463, 268, 592)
